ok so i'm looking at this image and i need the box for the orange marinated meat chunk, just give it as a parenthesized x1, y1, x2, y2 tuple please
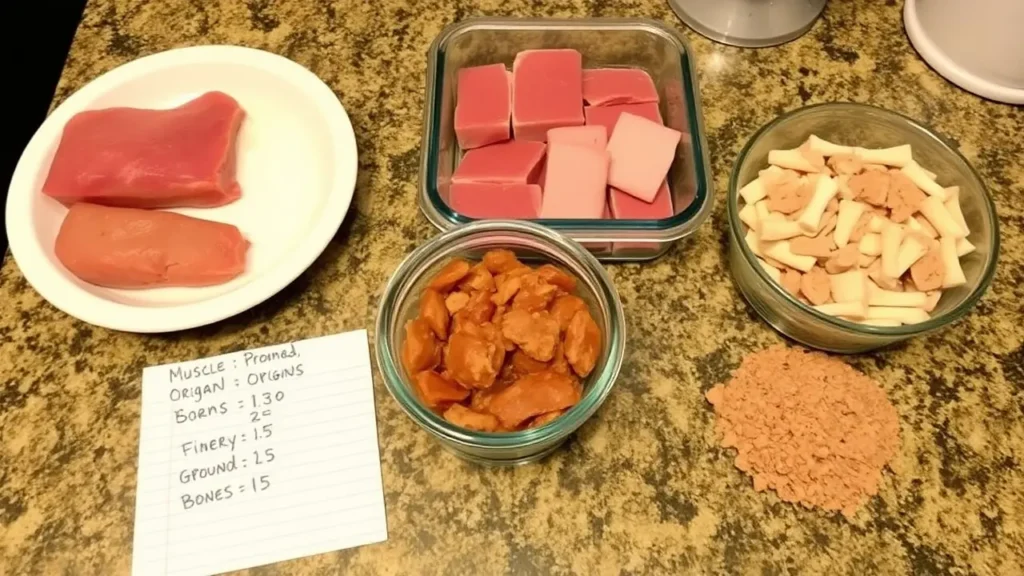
(443, 404, 500, 432)
(487, 370, 582, 428)
(444, 323, 505, 389)
(512, 273, 559, 312)
(459, 263, 496, 293)
(564, 309, 601, 377)
(428, 258, 471, 292)
(536, 264, 577, 292)
(400, 249, 602, 433)
(501, 308, 560, 362)
(414, 370, 469, 408)
(482, 248, 521, 274)
(402, 318, 440, 375)
(418, 288, 449, 339)
(549, 294, 588, 332)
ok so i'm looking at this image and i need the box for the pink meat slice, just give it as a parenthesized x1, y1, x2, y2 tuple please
(540, 143, 607, 219)
(584, 102, 662, 136)
(610, 182, 673, 219)
(582, 68, 659, 106)
(452, 141, 546, 184)
(54, 203, 249, 289)
(606, 113, 681, 203)
(455, 64, 511, 149)
(512, 49, 584, 142)
(547, 125, 607, 149)
(43, 91, 245, 209)
(448, 183, 542, 219)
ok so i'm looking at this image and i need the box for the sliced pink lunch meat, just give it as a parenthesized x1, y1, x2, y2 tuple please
(547, 125, 607, 149)
(584, 102, 662, 137)
(448, 182, 542, 219)
(582, 68, 659, 106)
(54, 203, 249, 289)
(454, 64, 511, 149)
(512, 49, 584, 141)
(610, 182, 673, 219)
(42, 91, 245, 209)
(540, 143, 607, 219)
(452, 141, 546, 184)
(606, 113, 681, 203)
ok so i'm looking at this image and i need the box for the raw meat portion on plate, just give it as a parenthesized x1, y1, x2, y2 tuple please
(511, 49, 584, 141)
(54, 203, 249, 289)
(454, 64, 511, 149)
(42, 91, 245, 209)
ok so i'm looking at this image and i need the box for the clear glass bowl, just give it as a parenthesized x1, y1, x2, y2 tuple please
(728, 103, 999, 353)
(418, 17, 714, 261)
(374, 220, 626, 465)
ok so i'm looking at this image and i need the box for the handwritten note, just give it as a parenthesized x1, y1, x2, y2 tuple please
(131, 330, 387, 576)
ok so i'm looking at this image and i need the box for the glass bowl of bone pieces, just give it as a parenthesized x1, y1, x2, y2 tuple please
(727, 103, 999, 353)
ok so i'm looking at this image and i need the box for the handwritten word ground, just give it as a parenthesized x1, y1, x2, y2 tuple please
(132, 330, 387, 576)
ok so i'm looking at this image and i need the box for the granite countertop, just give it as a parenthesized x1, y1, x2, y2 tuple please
(2, 0, 1022, 574)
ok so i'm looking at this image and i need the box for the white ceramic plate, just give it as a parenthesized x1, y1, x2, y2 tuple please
(5, 45, 357, 333)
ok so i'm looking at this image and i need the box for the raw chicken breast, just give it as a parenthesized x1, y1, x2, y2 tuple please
(43, 91, 245, 208)
(54, 203, 249, 289)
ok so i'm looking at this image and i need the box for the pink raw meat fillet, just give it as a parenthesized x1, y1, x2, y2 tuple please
(512, 49, 584, 141)
(455, 64, 511, 149)
(584, 102, 662, 137)
(452, 141, 546, 184)
(42, 91, 244, 209)
(449, 182, 541, 219)
(540, 143, 607, 219)
(582, 68, 659, 106)
(610, 182, 673, 219)
(606, 113, 681, 203)
(547, 125, 607, 149)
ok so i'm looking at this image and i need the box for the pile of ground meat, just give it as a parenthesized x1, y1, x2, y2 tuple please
(706, 345, 900, 518)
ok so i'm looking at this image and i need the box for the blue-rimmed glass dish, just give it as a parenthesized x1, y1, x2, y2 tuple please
(419, 18, 714, 261)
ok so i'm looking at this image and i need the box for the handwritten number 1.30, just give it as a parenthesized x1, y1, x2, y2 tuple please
(250, 391, 285, 407)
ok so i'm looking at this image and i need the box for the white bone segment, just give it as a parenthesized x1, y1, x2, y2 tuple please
(755, 200, 772, 223)
(866, 306, 930, 324)
(739, 203, 760, 231)
(868, 282, 928, 307)
(768, 148, 819, 172)
(956, 237, 976, 257)
(837, 174, 855, 200)
(859, 233, 882, 256)
(922, 291, 942, 312)
(759, 219, 804, 241)
(815, 301, 868, 319)
(757, 259, 781, 282)
(739, 177, 768, 204)
(797, 175, 839, 233)
(943, 186, 970, 236)
(762, 240, 817, 272)
(894, 233, 929, 278)
(900, 161, 948, 200)
(880, 223, 905, 278)
(858, 318, 903, 327)
(834, 200, 867, 247)
(919, 196, 967, 239)
(807, 135, 854, 156)
(830, 269, 867, 303)
(745, 229, 763, 256)
(906, 215, 938, 238)
(940, 236, 967, 288)
(853, 144, 913, 167)
(868, 214, 887, 234)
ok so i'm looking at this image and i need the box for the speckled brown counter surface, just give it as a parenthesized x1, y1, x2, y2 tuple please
(1, 0, 1022, 574)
